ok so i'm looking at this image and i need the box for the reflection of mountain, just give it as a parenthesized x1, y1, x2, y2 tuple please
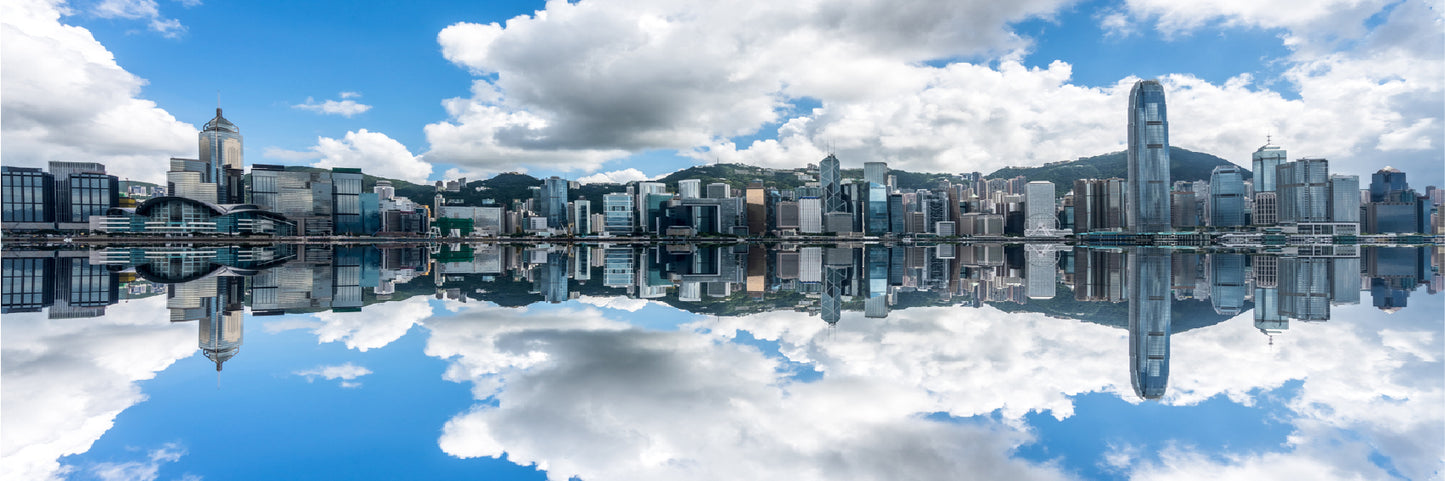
(988, 290, 1245, 335)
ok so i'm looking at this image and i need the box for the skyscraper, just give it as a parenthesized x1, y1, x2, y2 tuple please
(1209, 166, 1246, 227)
(863, 162, 888, 187)
(1252, 140, 1285, 192)
(820, 154, 846, 213)
(1127, 80, 1172, 233)
(200, 108, 244, 204)
(1024, 181, 1056, 235)
(542, 176, 569, 229)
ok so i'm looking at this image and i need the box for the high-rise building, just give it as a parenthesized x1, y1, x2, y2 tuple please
(199, 108, 245, 204)
(1252, 140, 1286, 193)
(745, 181, 766, 236)
(541, 176, 569, 230)
(636, 181, 666, 232)
(603, 193, 634, 235)
(1365, 167, 1428, 234)
(1209, 166, 1246, 227)
(1024, 181, 1056, 235)
(1073, 178, 1126, 233)
(799, 197, 822, 233)
(1126, 80, 1172, 233)
(677, 179, 701, 199)
(864, 162, 888, 187)
(820, 154, 846, 213)
(571, 200, 592, 235)
(864, 182, 889, 234)
(705, 182, 731, 199)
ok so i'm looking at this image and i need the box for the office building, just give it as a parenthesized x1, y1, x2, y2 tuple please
(820, 154, 846, 213)
(1252, 140, 1286, 193)
(1024, 181, 1056, 235)
(541, 176, 569, 230)
(678, 179, 701, 199)
(2, 167, 56, 230)
(1209, 166, 1246, 227)
(864, 162, 888, 187)
(603, 193, 634, 235)
(1126, 80, 1172, 233)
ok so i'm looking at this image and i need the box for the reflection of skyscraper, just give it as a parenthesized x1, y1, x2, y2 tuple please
(865, 246, 890, 318)
(1252, 255, 1286, 336)
(2, 255, 55, 313)
(1025, 246, 1057, 300)
(1209, 253, 1246, 315)
(1127, 80, 1172, 234)
(1129, 247, 1172, 400)
(1279, 257, 1330, 320)
(536, 250, 570, 303)
(820, 265, 847, 325)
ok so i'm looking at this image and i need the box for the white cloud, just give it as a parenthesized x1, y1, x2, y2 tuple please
(260, 146, 323, 162)
(0, 0, 196, 184)
(424, 0, 1076, 174)
(92, 0, 186, 38)
(82, 443, 187, 481)
(0, 296, 197, 481)
(309, 129, 434, 183)
(295, 363, 373, 388)
(293, 93, 373, 117)
(424, 0, 1443, 184)
(576, 168, 649, 185)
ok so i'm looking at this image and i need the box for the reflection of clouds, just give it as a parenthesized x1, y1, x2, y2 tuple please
(1163, 303, 1444, 481)
(700, 307, 1131, 420)
(83, 443, 189, 481)
(0, 296, 196, 481)
(425, 304, 1073, 481)
(295, 363, 373, 388)
(576, 295, 652, 312)
(264, 297, 433, 351)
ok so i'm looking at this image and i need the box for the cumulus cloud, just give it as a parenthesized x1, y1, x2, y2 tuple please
(0, 295, 197, 481)
(309, 129, 433, 183)
(576, 168, 650, 185)
(575, 295, 653, 312)
(424, 0, 1442, 183)
(260, 146, 322, 162)
(293, 93, 373, 117)
(295, 363, 373, 388)
(1, 0, 196, 184)
(424, 0, 1076, 173)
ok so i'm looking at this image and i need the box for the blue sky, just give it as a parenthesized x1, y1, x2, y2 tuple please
(3, 0, 1441, 187)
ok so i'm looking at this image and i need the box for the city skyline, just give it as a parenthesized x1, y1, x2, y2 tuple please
(2, 0, 1440, 188)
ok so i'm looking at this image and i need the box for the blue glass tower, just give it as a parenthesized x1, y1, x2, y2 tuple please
(1128, 247, 1172, 400)
(1209, 165, 1246, 227)
(1127, 80, 1172, 233)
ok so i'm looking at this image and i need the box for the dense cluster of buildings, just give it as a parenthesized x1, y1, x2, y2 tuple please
(4, 85, 1442, 238)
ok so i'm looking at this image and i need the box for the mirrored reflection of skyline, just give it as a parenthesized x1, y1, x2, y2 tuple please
(2, 243, 1441, 480)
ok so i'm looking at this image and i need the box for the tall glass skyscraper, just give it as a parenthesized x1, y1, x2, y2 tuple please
(1209, 166, 1246, 227)
(1251, 140, 1286, 192)
(542, 176, 569, 229)
(820, 154, 845, 213)
(1127, 80, 1172, 233)
(200, 108, 244, 204)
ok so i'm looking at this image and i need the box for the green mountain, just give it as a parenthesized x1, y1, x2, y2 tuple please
(267, 146, 1245, 207)
(987, 147, 1249, 196)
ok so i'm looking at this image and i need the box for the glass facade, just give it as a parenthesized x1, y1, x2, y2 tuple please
(1209, 166, 1246, 227)
(865, 182, 889, 234)
(1277, 158, 1330, 223)
(542, 177, 569, 230)
(603, 194, 634, 234)
(64, 173, 119, 223)
(2, 167, 55, 224)
(1126, 80, 1172, 233)
(1251, 143, 1286, 192)
(1128, 248, 1172, 399)
(820, 154, 845, 213)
